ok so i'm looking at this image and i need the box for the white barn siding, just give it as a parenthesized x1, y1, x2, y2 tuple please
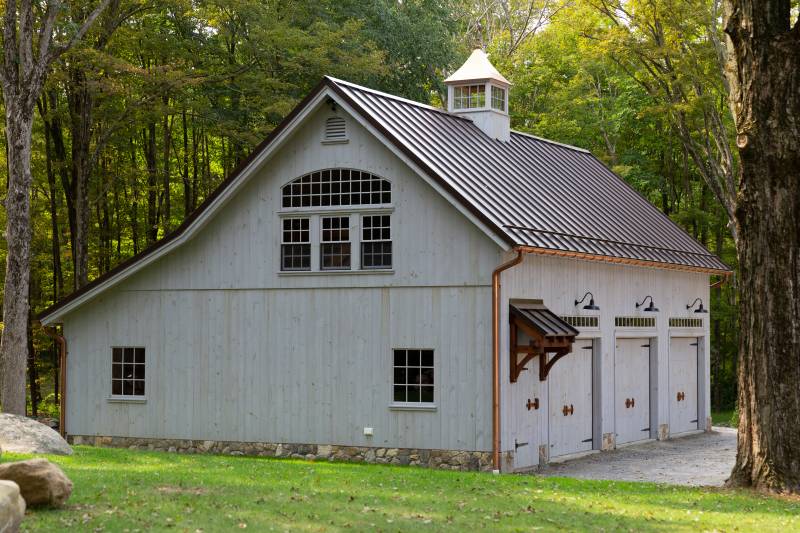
(499, 253, 711, 469)
(62, 103, 501, 452)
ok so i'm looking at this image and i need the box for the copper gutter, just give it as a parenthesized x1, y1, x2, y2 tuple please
(491, 248, 524, 471)
(710, 276, 729, 289)
(39, 323, 67, 438)
(515, 245, 731, 276)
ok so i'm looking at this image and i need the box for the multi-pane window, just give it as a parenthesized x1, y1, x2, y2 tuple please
(321, 216, 351, 270)
(361, 215, 392, 269)
(393, 349, 434, 404)
(112, 347, 145, 397)
(281, 218, 311, 271)
(281, 169, 391, 208)
(491, 86, 506, 111)
(452, 84, 486, 109)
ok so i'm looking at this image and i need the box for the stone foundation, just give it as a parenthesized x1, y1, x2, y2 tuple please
(69, 435, 493, 471)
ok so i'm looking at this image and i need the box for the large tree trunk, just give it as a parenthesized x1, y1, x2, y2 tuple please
(0, 109, 34, 415)
(724, 0, 800, 493)
(69, 67, 94, 288)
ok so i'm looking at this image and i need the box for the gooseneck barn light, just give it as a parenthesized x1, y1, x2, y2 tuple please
(574, 291, 600, 310)
(635, 295, 659, 312)
(686, 297, 708, 313)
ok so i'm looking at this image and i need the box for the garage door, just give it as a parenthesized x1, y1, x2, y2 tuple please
(669, 337, 699, 435)
(614, 338, 651, 445)
(548, 340, 593, 457)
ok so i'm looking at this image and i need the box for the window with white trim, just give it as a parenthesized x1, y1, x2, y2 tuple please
(112, 347, 145, 397)
(393, 349, 434, 404)
(491, 86, 506, 111)
(321, 216, 351, 270)
(281, 218, 311, 271)
(361, 215, 392, 269)
(281, 169, 391, 208)
(452, 84, 486, 109)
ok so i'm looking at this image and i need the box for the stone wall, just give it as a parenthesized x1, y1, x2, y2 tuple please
(69, 435, 493, 471)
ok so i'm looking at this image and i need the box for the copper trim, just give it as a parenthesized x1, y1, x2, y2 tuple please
(491, 249, 524, 470)
(515, 245, 731, 276)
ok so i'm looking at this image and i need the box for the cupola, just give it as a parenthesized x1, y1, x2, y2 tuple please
(444, 49, 511, 141)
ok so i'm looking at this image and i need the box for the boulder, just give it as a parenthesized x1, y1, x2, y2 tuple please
(0, 459, 72, 507)
(0, 414, 72, 455)
(0, 480, 25, 532)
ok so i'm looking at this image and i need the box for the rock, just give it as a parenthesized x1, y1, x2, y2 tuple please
(0, 414, 72, 456)
(0, 480, 25, 533)
(0, 459, 73, 507)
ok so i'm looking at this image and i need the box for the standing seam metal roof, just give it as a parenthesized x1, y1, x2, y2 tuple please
(328, 77, 729, 272)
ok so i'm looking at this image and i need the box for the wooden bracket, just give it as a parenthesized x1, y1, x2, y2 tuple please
(538, 349, 570, 381)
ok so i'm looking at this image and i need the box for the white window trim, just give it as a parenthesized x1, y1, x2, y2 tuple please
(391, 348, 436, 408)
(110, 346, 146, 400)
(277, 209, 393, 274)
(320, 215, 353, 271)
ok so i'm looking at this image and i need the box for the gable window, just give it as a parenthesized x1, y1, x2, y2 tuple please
(281, 218, 311, 271)
(361, 215, 392, 269)
(491, 86, 506, 111)
(321, 216, 351, 270)
(112, 347, 145, 397)
(452, 84, 485, 110)
(393, 349, 434, 404)
(281, 169, 391, 208)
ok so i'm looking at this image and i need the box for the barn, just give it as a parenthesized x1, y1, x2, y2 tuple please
(39, 50, 729, 472)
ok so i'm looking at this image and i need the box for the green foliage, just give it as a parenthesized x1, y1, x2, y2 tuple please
(6, 447, 799, 531)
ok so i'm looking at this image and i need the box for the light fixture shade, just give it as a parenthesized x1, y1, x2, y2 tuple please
(583, 299, 600, 311)
(644, 301, 659, 312)
(695, 303, 708, 313)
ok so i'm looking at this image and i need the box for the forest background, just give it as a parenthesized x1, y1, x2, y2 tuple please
(0, 0, 738, 418)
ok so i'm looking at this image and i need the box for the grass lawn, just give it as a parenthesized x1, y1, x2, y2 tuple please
(4, 447, 798, 532)
(712, 410, 738, 428)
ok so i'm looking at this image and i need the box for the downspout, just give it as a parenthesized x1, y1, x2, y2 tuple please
(491, 248, 524, 471)
(39, 323, 67, 438)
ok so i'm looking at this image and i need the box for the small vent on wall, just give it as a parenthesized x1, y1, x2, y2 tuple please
(615, 316, 656, 328)
(323, 116, 347, 143)
(669, 317, 703, 328)
(561, 316, 599, 329)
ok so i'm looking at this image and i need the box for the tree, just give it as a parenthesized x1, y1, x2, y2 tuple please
(723, 0, 800, 493)
(0, 0, 110, 415)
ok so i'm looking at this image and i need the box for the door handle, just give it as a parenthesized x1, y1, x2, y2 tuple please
(677, 391, 685, 401)
(631, 397, 635, 408)
(526, 398, 539, 411)
(562, 404, 574, 416)
(515, 439, 528, 449)
(625, 398, 631, 408)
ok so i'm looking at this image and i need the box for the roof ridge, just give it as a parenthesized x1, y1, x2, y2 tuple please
(510, 130, 590, 154)
(324, 76, 473, 122)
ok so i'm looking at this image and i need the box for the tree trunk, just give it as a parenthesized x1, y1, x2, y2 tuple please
(26, 311, 39, 417)
(0, 109, 34, 415)
(724, 0, 800, 493)
(69, 68, 95, 288)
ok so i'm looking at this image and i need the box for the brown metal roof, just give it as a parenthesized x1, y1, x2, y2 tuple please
(509, 303, 579, 338)
(328, 77, 729, 273)
(40, 76, 728, 321)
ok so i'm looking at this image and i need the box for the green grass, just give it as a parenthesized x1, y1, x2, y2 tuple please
(5, 446, 798, 532)
(712, 410, 738, 428)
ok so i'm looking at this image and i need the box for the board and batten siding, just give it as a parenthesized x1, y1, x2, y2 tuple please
(62, 102, 502, 452)
(498, 252, 711, 469)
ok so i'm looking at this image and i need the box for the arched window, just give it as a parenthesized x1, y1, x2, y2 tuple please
(281, 169, 391, 208)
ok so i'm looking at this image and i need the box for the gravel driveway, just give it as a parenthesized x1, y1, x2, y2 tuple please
(537, 427, 737, 487)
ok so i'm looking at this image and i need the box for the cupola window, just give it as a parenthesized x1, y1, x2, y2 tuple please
(491, 86, 506, 111)
(452, 84, 486, 110)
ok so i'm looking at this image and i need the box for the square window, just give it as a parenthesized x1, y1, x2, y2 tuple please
(111, 347, 146, 397)
(392, 348, 434, 405)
